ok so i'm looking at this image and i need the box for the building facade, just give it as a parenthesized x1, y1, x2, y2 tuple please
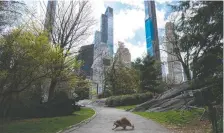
(115, 41, 131, 68)
(100, 14, 108, 43)
(94, 30, 101, 47)
(91, 7, 114, 95)
(77, 44, 94, 78)
(44, 0, 57, 41)
(144, 1, 160, 61)
(100, 7, 114, 57)
(91, 42, 110, 94)
(165, 22, 184, 84)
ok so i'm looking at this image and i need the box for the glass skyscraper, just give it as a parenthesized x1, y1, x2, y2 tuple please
(94, 31, 101, 47)
(100, 7, 114, 57)
(144, 1, 160, 61)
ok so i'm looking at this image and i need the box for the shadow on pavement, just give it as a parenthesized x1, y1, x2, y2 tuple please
(113, 128, 135, 131)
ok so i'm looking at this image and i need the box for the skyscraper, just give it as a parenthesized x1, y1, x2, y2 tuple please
(101, 14, 108, 43)
(91, 7, 114, 94)
(165, 22, 183, 84)
(77, 44, 94, 78)
(144, 1, 160, 61)
(44, 1, 57, 32)
(94, 31, 101, 47)
(100, 7, 114, 57)
(91, 42, 110, 94)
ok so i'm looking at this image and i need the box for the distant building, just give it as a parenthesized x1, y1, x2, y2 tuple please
(44, 1, 57, 41)
(165, 22, 184, 84)
(44, 1, 57, 32)
(115, 41, 131, 67)
(144, 1, 160, 61)
(158, 35, 168, 81)
(94, 31, 101, 47)
(91, 42, 110, 94)
(77, 44, 94, 78)
(91, 7, 114, 94)
(100, 7, 114, 57)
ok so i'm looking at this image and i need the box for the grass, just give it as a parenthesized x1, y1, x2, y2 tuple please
(116, 105, 137, 110)
(0, 108, 95, 133)
(134, 109, 204, 126)
(115, 105, 211, 133)
(134, 109, 212, 133)
(115, 105, 204, 126)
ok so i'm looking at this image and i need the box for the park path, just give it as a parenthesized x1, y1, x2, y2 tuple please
(70, 100, 171, 133)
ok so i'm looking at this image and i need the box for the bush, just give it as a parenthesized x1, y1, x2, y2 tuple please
(105, 92, 153, 107)
(74, 87, 89, 100)
(2, 91, 76, 119)
(97, 93, 103, 99)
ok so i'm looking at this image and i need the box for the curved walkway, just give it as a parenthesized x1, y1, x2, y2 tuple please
(71, 106, 170, 133)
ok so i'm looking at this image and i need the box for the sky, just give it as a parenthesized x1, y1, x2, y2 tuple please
(24, 0, 174, 64)
(89, 0, 174, 62)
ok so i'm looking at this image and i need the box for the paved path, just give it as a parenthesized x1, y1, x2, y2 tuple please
(72, 106, 170, 133)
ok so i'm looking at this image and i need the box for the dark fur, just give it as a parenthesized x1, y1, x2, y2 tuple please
(112, 117, 134, 130)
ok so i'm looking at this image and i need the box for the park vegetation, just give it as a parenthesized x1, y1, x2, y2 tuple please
(0, 0, 95, 123)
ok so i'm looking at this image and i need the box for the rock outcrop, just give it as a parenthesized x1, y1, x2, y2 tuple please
(131, 82, 209, 112)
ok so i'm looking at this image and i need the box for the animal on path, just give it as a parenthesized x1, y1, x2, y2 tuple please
(112, 117, 134, 130)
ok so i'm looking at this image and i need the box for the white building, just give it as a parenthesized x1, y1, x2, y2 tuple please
(91, 42, 110, 94)
(115, 41, 131, 68)
(91, 7, 114, 95)
(165, 22, 184, 84)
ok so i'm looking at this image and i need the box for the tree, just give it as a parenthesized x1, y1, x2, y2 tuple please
(169, 0, 223, 98)
(132, 55, 163, 94)
(166, 1, 223, 80)
(104, 53, 140, 96)
(0, 28, 62, 118)
(38, 0, 96, 100)
(168, 1, 223, 132)
(73, 68, 91, 100)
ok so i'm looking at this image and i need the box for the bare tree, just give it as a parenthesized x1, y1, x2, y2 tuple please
(91, 42, 111, 95)
(41, 0, 96, 100)
(51, 1, 95, 54)
(160, 16, 192, 81)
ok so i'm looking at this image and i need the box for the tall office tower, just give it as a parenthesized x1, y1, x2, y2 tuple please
(44, 1, 57, 32)
(159, 36, 168, 81)
(161, 63, 167, 81)
(77, 44, 94, 78)
(94, 31, 101, 47)
(165, 22, 183, 84)
(115, 41, 131, 67)
(100, 7, 114, 57)
(144, 1, 160, 61)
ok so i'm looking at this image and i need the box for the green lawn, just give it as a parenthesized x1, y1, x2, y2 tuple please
(0, 108, 95, 133)
(115, 105, 211, 132)
(116, 105, 137, 110)
(134, 109, 204, 126)
(116, 105, 204, 126)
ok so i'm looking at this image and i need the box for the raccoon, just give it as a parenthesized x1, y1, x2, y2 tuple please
(112, 117, 134, 130)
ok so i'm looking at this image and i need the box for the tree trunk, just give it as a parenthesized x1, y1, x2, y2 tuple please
(1, 95, 11, 119)
(182, 64, 191, 81)
(48, 78, 57, 101)
(208, 103, 218, 133)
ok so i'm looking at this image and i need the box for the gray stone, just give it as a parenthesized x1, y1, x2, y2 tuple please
(131, 83, 211, 112)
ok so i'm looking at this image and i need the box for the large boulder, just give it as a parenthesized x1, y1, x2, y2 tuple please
(130, 82, 210, 112)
